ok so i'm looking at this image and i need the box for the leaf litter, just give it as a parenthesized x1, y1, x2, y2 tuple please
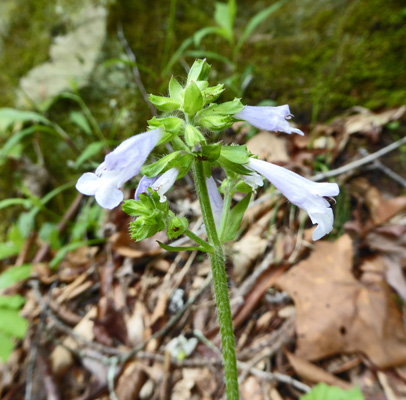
(1, 106, 406, 399)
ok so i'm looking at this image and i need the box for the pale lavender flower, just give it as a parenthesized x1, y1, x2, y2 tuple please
(150, 168, 179, 203)
(241, 171, 264, 191)
(76, 128, 163, 209)
(206, 176, 224, 229)
(247, 158, 339, 240)
(134, 175, 159, 200)
(234, 105, 304, 135)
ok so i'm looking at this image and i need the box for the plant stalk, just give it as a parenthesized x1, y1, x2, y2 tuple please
(192, 159, 239, 400)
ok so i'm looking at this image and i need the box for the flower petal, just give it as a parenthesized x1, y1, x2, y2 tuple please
(95, 183, 124, 209)
(75, 172, 101, 195)
(151, 167, 179, 202)
(134, 175, 159, 200)
(234, 105, 304, 135)
(76, 128, 164, 209)
(247, 158, 339, 240)
(206, 176, 224, 229)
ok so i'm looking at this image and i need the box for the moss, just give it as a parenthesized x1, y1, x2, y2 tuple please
(244, 0, 406, 120)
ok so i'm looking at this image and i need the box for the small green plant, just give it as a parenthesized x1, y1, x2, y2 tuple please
(0, 264, 31, 362)
(163, 0, 287, 96)
(300, 383, 364, 400)
(76, 59, 339, 399)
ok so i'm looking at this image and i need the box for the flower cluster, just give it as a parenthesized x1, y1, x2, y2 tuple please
(76, 59, 339, 242)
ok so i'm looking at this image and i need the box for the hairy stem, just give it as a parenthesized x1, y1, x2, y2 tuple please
(192, 159, 239, 400)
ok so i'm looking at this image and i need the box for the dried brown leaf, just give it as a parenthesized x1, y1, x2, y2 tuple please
(276, 235, 406, 368)
(246, 131, 289, 163)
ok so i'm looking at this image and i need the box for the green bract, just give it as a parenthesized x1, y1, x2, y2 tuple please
(123, 190, 170, 241)
(184, 81, 205, 116)
(187, 59, 211, 83)
(149, 94, 180, 111)
(185, 124, 206, 148)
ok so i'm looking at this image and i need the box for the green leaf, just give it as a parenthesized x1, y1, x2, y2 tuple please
(169, 76, 184, 103)
(38, 222, 61, 250)
(0, 242, 21, 262)
(300, 383, 364, 400)
(184, 50, 233, 66)
(221, 145, 250, 164)
(0, 309, 28, 338)
(214, 2, 234, 42)
(74, 141, 106, 168)
(222, 193, 251, 242)
(236, 0, 286, 53)
(157, 241, 203, 252)
(187, 59, 211, 84)
(163, 36, 194, 77)
(184, 81, 204, 116)
(0, 108, 49, 132)
(69, 111, 92, 135)
(0, 295, 26, 309)
(193, 26, 228, 46)
(0, 264, 32, 289)
(0, 198, 31, 210)
(0, 331, 15, 362)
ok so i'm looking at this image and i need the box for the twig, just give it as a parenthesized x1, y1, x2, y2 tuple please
(32, 193, 84, 263)
(194, 326, 309, 394)
(117, 24, 157, 117)
(312, 136, 406, 181)
(359, 148, 406, 188)
(121, 273, 212, 363)
(25, 281, 51, 400)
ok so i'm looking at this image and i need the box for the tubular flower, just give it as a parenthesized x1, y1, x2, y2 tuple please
(206, 176, 224, 229)
(247, 158, 339, 240)
(134, 175, 159, 200)
(150, 168, 179, 203)
(76, 128, 163, 209)
(233, 105, 304, 135)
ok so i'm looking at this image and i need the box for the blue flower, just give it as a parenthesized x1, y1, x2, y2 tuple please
(134, 168, 179, 203)
(234, 105, 304, 135)
(247, 158, 339, 240)
(76, 128, 163, 209)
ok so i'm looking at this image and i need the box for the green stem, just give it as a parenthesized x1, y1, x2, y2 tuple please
(192, 159, 239, 400)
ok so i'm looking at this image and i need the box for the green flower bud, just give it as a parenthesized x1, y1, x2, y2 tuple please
(185, 125, 206, 149)
(167, 216, 188, 239)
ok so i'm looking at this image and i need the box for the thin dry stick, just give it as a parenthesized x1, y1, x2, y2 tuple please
(312, 136, 406, 181)
(117, 24, 156, 117)
(359, 148, 406, 188)
(194, 328, 310, 394)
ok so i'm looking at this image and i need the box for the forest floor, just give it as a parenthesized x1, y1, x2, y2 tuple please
(1, 106, 406, 400)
